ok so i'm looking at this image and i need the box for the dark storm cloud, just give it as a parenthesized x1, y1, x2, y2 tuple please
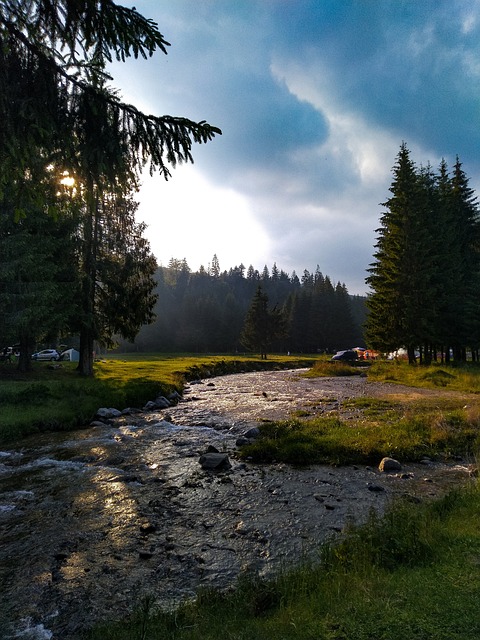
(112, 0, 480, 294)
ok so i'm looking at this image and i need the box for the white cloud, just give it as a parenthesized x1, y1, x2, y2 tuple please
(136, 164, 272, 272)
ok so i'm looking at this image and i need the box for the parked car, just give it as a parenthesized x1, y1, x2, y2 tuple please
(330, 349, 358, 362)
(31, 349, 60, 361)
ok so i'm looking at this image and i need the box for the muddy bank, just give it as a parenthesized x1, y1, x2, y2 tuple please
(0, 370, 473, 639)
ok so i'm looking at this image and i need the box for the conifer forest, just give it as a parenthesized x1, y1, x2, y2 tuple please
(117, 258, 367, 354)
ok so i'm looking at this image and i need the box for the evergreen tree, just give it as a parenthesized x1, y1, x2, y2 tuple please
(0, 1, 221, 201)
(366, 143, 427, 362)
(0, 176, 78, 371)
(92, 195, 158, 347)
(210, 254, 221, 278)
(240, 286, 287, 359)
(366, 144, 480, 362)
(448, 157, 480, 359)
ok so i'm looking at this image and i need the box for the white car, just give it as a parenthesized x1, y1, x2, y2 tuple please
(31, 349, 60, 361)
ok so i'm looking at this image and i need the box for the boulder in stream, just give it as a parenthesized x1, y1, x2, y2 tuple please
(198, 452, 232, 471)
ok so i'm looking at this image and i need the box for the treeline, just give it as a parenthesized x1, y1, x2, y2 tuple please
(118, 257, 367, 354)
(366, 143, 480, 363)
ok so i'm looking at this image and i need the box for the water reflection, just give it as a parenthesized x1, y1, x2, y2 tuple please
(0, 370, 472, 638)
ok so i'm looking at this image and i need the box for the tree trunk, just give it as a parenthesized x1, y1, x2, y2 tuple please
(77, 177, 98, 377)
(17, 334, 33, 373)
(78, 328, 94, 376)
(407, 345, 417, 364)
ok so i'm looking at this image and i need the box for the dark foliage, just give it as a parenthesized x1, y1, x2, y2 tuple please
(116, 257, 366, 353)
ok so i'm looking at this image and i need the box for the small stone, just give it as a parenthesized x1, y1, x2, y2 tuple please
(243, 427, 261, 439)
(379, 457, 402, 472)
(206, 445, 220, 453)
(96, 407, 122, 419)
(140, 523, 157, 535)
(367, 483, 385, 492)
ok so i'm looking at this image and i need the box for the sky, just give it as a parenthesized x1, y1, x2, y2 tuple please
(111, 0, 480, 295)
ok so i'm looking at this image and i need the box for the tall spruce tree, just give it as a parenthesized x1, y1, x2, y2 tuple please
(366, 144, 480, 362)
(241, 285, 287, 359)
(0, 175, 78, 372)
(366, 143, 429, 362)
(448, 158, 480, 359)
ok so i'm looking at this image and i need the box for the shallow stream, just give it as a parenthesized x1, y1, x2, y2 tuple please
(0, 370, 473, 639)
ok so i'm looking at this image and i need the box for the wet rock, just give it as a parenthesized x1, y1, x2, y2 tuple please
(143, 396, 171, 411)
(90, 420, 108, 427)
(198, 452, 232, 471)
(420, 457, 433, 465)
(379, 457, 402, 472)
(206, 445, 220, 453)
(168, 391, 182, 404)
(140, 522, 157, 535)
(97, 407, 122, 419)
(121, 407, 143, 415)
(367, 483, 386, 492)
(243, 427, 261, 439)
(236, 426, 261, 447)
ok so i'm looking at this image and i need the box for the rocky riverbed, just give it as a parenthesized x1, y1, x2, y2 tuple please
(0, 369, 474, 639)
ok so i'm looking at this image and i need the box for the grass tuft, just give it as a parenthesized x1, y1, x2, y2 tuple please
(303, 360, 364, 377)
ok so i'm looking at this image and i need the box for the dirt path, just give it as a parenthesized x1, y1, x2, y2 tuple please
(0, 370, 475, 639)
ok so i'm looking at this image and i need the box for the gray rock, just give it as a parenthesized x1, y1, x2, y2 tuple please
(243, 427, 261, 439)
(167, 391, 182, 404)
(378, 457, 402, 472)
(96, 407, 122, 419)
(198, 452, 232, 471)
(143, 396, 171, 411)
(154, 396, 171, 408)
(121, 407, 142, 415)
(90, 420, 107, 427)
(367, 483, 386, 492)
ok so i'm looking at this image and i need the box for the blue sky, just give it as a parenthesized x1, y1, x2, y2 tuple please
(112, 0, 480, 295)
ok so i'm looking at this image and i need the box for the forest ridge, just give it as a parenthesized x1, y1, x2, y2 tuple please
(118, 257, 367, 354)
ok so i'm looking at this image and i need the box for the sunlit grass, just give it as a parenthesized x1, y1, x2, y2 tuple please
(0, 354, 317, 442)
(302, 359, 365, 377)
(367, 359, 480, 393)
(239, 395, 480, 466)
